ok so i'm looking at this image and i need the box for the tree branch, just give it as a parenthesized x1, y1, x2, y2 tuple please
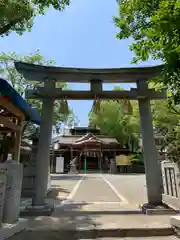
(169, 105, 180, 115)
(0, 18, 21, 35)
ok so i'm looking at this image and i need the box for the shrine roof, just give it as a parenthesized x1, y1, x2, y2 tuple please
(15, 62, 164, 83)
(0, 79, 40, 124)
(52, 133, 119, 146)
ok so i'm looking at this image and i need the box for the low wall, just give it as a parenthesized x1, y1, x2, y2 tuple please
(161, 160, 180, 209)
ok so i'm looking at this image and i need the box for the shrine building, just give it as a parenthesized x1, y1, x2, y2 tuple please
(51, 127, 130, 173)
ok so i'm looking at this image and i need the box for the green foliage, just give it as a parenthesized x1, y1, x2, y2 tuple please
(0, 0, 71, 36)
(152, 100, 180, 135)
(165, 126, 180, 162)
(130, 153, 144, 164)
(151, 99, 180, 162)
(0, 50, 77, 136)
(89, 87, 140, 150)
(114, 0, 180, 104)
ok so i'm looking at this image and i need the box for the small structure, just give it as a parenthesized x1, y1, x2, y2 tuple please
(0, 78, 40, 162)
(51, 127, 128, 173)
(0, 78, 40, 239)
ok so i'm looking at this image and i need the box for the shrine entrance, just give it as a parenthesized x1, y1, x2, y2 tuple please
(80, 156, 99, 172)
(15, 62, 166, 207)
(79, 152, 102, 173)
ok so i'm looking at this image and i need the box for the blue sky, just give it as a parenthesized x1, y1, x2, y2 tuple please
(0, 0, 159, 126)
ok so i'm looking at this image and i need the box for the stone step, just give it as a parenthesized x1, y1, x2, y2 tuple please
(55, 228, 174, 238)
(7, 228, 175, 239)
(79, 238, 178, 240)
(8, 214, 176, 239)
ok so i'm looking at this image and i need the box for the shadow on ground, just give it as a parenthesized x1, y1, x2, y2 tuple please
(9, 202, 102, 240)
(46, 187, 70, 205)
(47, 188, 70, 198)
(51, 175, 83, 181)
(51, 174, 103, 181)
(8, 200, 174, 240)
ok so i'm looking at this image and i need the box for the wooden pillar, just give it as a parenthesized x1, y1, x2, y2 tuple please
(77, 151, 81, 171)
(99, 154, 101, 172)
(70, 147, 73, 160)
(101, 150, 104, 171)
(13, 121, 23, 162)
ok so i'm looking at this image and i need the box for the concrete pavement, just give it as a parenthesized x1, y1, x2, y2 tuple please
(8, 174, 178, 239)
(103, 174, 148, 204)
(50, 173, 146, 211)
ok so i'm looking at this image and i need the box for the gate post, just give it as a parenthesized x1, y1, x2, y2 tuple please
(33, 79, 55, 206)
(137, 80, 162, 205)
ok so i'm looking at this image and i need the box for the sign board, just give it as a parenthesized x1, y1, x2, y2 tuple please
(116, 155, 131, 166)
(56, 156, 64, 173)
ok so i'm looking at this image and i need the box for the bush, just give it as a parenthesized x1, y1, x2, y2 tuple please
(130, 153, 144, 165)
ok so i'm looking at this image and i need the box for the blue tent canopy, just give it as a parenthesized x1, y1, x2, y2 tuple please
(0, 79, 40, 125)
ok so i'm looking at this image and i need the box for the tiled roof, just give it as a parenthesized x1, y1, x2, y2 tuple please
(52, 134, 118, 145)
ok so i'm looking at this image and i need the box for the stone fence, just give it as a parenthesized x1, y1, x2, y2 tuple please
(161, 160, 180, 209)
(0, 162, 23, 224)
(0, 162, 27, 239)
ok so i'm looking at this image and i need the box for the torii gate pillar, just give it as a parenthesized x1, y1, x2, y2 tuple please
(137, 80, 162, 205)
(32, 79, 55, 206)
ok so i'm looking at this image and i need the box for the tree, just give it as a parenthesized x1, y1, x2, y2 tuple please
(148, 95, 180, 163)
(89, 87, 140, 151)
(0, 0, 71, 36)
(152, 100, 180, 134)
(0, 50, 77, 137)
(151, 98, 180, 157)
(165, 126, 180, 163)
(114, 0, 180, 104)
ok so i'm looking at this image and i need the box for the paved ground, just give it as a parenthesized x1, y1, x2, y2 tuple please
(50, 173, 147, 206)
(9, 235, 179, 240)
(103, 174, 148, 204)
(9, 174, 178, 239)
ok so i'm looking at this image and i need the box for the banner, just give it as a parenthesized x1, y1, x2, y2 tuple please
(56, 156, 64, 173)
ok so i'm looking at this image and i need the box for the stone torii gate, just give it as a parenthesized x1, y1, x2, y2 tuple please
(15, 62, 166, 207)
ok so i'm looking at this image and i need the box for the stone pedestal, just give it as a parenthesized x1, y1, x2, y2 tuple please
(21, 204, 54, 217)
(69, 165, 78, 173)
(0, 162, 23, 224)
(109, 160, 117, 174)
